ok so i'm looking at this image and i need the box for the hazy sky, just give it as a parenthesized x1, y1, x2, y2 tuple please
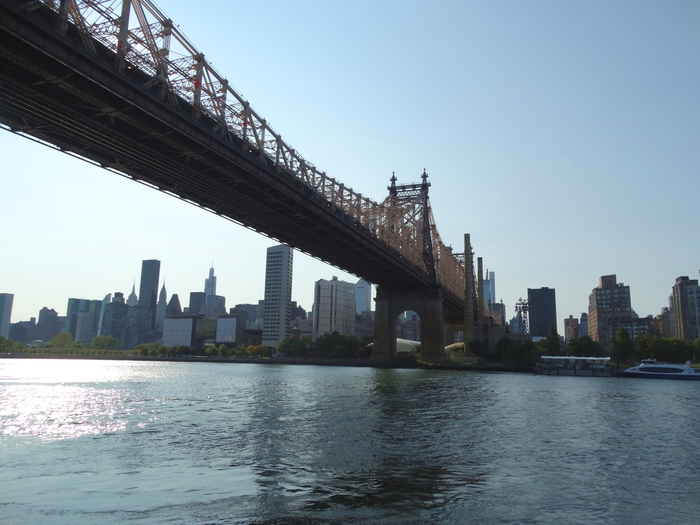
(1, 0, 699, 334)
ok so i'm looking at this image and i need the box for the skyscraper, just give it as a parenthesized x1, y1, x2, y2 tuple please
(671, 276, 700, 341)
(204, 295, 226, 317)
(667, 293, 677, 338)
(313, 276, 356, 340)
(0, 293, 13, 338)
(399, 311, 421, 341)
(126, 306, 153, 348)
(155, 283, 168, 334)
(77, 300, 104, 343)
(138, 259, 160, 330)
(564, 315, 579, 343)
(97, 293, 111, 337)
(579, 313, 588, 337)
(235, 304, 258, 327)
(483, 270, 496, 311)
(204, 265, 217, 298)
(262, 244, 293, 348)
(65, 298, 80, 338)
(588, 275, 632, 354)
(9, 318, 34, 343)
(188, 292, 206, 315)
(355, 279, 372, 314)
(65, 298, 103, 342)
(127, 282, 138, 307)
(229, 307, 249, 326)
(527, 287, 557, 337)
(489, 302, 506, 327)
(101, 292, 128, 346)
(166, 294, 183, 316)
(35, 307, 61, 342)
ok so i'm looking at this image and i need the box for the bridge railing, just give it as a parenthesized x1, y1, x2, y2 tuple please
(21, 0, 465, 299)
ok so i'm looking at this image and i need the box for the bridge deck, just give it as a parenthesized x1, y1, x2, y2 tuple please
(0, 0, 464, 321)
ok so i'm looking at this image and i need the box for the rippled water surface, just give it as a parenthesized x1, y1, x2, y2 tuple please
(2, 359, 700, 524)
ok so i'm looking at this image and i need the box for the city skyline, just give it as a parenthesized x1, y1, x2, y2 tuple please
(1, 1, 698, 335)
(5, 251, 698, 343)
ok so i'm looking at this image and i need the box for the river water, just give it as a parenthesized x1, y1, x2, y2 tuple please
(1, 359, 699, 524)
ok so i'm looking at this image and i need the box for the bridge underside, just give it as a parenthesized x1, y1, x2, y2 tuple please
(0, 1, 464, 322)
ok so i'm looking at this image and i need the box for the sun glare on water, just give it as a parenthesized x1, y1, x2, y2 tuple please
(1, 359, 145, 442)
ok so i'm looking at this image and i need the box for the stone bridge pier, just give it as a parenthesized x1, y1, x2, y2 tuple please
(371, 287, 445, 363)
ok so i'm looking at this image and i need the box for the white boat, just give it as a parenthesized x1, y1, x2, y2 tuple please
(620, 359, 700, 380)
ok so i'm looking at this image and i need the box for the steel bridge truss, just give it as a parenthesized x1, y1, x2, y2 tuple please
(515, 298, 530, 335)
(384, 171, 463, 298)
(6, 0, 465, 300)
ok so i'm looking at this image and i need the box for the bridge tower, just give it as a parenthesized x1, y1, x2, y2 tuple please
(514, 298, 530, 334)
(371, 171, 446, 363)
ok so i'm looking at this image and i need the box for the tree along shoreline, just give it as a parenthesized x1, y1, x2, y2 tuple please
(4, 330, 698, 371)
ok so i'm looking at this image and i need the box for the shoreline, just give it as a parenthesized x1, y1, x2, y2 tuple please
(1, 352, 535, 373)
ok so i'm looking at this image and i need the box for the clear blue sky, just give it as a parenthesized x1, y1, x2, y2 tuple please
(1, 0, 698, 334)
